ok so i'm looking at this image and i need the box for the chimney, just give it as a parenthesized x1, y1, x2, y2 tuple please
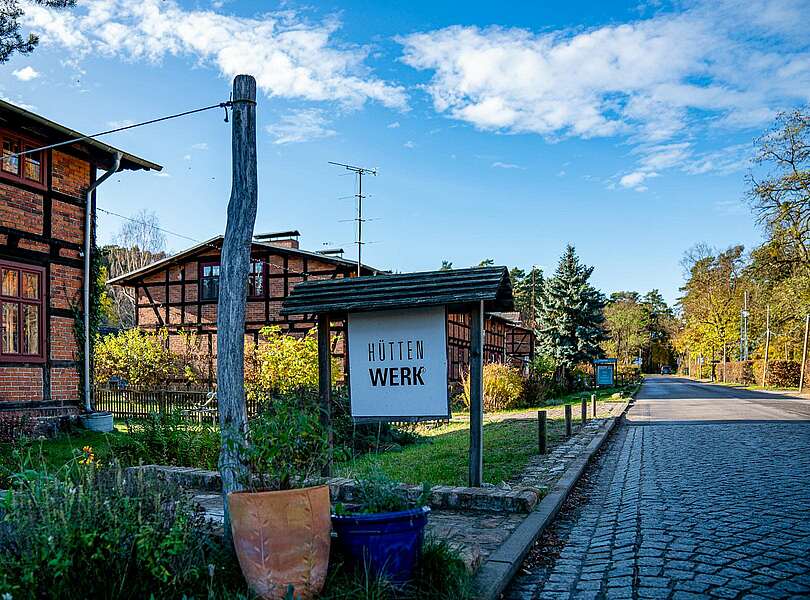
(254, 230, 300, 249)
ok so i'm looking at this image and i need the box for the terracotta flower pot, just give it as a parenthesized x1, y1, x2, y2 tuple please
(228, 485, 331, 600)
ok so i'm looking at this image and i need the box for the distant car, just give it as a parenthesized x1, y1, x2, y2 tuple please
(660, 366, 673, 375)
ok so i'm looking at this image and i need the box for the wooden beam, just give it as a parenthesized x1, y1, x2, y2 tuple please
(469, 300, 484, 487)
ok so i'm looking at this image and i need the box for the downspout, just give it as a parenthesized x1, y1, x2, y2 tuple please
(83, 152, 121, 412)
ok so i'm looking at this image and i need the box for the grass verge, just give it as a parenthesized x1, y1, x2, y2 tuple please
(337, 385, 635, 486)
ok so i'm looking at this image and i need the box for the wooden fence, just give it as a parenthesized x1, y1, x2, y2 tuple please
(93, 387, 456, 429)
(93, 388, 270, 421)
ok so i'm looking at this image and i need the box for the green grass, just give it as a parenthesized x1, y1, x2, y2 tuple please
(337, 418, 565, 486)
(2, 384, 639, 489)
(0, 425, 128, 486)
(336, 385, 636, 486)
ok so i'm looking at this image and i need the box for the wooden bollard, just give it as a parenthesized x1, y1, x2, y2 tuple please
(581, 396, 588, 425)
(564, 404, 572, 437)
(592, 393, 597, 417)
(538, 410, 547, 454)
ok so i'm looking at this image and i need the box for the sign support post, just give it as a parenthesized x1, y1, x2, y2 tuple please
(469, 300, 484, 487)
(317, 315, 333, 477)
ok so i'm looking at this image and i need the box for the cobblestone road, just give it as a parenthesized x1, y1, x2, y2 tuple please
(506, 377, 810, 600)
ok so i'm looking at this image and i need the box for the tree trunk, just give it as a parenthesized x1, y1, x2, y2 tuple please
(217, 74, 258, 548)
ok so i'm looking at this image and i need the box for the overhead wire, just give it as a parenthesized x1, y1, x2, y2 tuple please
(11, 98, 363, 276)
(9, 102, 232, 159)
(97, 207, 357, 276)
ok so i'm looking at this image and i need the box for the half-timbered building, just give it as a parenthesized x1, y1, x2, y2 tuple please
(0, 100, 160, 416)
(107, 232, 377, 386)
(110, 233, 535, 386)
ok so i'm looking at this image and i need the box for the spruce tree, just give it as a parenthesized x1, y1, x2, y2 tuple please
(536, 245, 606, 385)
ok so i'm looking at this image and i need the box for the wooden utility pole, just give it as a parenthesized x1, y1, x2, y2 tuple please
(468, 301, 484, 487)
(799, 314, 809, 394)
(217, 75, 258, 546)
(762, 305, 771, 387)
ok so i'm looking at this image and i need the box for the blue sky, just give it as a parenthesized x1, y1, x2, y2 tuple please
(2, 0, 809, 305)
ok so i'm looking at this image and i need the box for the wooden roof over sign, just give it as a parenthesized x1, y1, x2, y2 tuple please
(281, 266, 514, 315)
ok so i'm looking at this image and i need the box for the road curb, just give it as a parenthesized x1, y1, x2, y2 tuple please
(472, 397, 634, 600)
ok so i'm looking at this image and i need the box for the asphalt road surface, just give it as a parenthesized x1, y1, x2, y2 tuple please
(505, 376, 810, 600)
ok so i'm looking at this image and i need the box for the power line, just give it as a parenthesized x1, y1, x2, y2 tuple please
(10, 101, 232, 159)
(97, 207, 351, 276)
(97, 207, 201, 244)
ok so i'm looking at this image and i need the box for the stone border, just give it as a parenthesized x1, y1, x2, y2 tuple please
(472, 397, 634, 600)
(126, 466, 541, 514)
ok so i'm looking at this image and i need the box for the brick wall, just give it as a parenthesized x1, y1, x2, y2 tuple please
(50, 316, 78, 361)
(51, 367, 79, 403)
(0, 143, 91, 413)
(50, 264, 82, 310)
(52, 199, 85, 244)
(0, 367, 44, 402)
(51, 151, 90, 198)
(0, 181, 43, 234)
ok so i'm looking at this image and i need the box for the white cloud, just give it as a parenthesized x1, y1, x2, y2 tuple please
(491, 161, 523, 169)
(619, 170, 657, 190)
(23, 0, 407, 110)
(191, 142, 209, 151)
(403, 140, 415, 148)
(154, 171, 171, 178)
(399, 0, 810, 189)
(106, 118, 134, 128)
(265, 108, 336, 144)
(387, 121, 400, 128)
(0, 94, 36, 111)
(12, 66, 39, 81)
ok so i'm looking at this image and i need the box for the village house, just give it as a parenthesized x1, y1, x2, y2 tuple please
(108, 232, 535, 387)
(0, 99, 161, 416)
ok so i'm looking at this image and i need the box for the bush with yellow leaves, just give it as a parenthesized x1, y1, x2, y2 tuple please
(460, 362, 524, 412)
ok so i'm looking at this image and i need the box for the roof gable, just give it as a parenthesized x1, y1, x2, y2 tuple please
(106, 236, 379, 285)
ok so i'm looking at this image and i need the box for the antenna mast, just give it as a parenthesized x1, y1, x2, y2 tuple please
(329, 161, 377, 277)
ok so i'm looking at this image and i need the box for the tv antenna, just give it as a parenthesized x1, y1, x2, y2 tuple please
(329, 161, 377, 277)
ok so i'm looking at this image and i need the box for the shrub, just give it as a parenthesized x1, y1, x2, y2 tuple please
(243, 399, 330, 491)
(752, 359, 801, 388)
(616, 365, 641, 383)
(519, 355, 559, 406)
(334, 468, 429, 515)
(94, 328, 202, 388)
(330, 389, 419, 457)
(322, 537, 472, 600)
(0, 459, 244, 599)
(723, 360, 755, 384)
(110, 411, 220, 470)
(460, 363, 524, 412)
(245, 326, 341, 399)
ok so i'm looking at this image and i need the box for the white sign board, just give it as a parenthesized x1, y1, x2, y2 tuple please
(347, 306, 449, 420)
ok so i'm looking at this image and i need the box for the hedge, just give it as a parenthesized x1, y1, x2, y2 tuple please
(720, 360, 801, 388)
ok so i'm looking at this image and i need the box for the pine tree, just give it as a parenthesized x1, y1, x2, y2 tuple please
(510, 266, 544, 326)
(536, 245, 606, 385)
(1, 1, 75, 63)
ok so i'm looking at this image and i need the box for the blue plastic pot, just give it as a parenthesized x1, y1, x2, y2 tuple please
(331, 506, 430, 584)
